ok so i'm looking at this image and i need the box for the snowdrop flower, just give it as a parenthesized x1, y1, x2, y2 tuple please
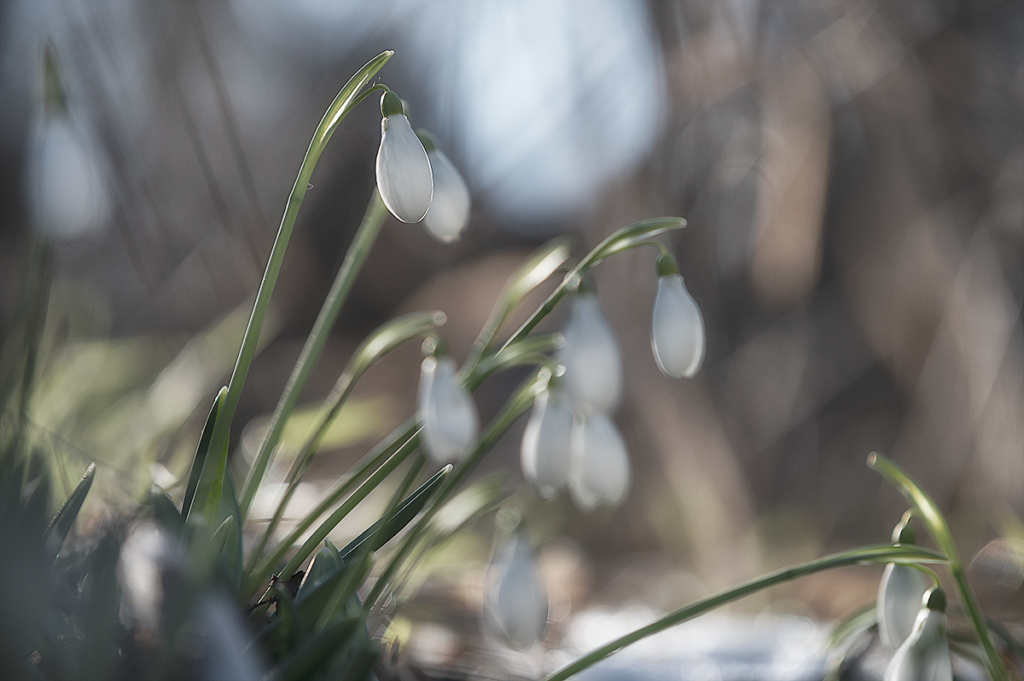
(651, 253, 705, 379)
(557, 287, 623, 414)
(883, 587, 953, 681)
(417, 351, 479, 465)
(521, 385, 574, 500)
(375, 91, 432, 223)
(569, 411, 631, 512)
(484, 528, 548, 649)
(417, 130, 471, 243)
(878, 517, 932, 650)
(27, 50, 111, 240)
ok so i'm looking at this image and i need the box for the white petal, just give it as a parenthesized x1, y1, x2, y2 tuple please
(569, 412, 630, 512)
(484, 530, 548, 649)
(520, 389, 573, 500)
(651, 274, 705, 378)
(28, 117, 112, 239)
(877, 563, 932, 649)
(375, 114, 433, 222)
(557, 293, 623, 413)
(417, 356, 479, 465)
(422, 148, 471, 243)
(883, 609, 952, 681)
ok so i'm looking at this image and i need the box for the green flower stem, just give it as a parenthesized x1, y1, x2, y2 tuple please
(501, 217, 685, 353)
(239, 191, 388, 520)
(364, 368, 542, 613)
(867, 453, 1009, 681)
(544, 544, 949, 681)
(193, 51, 393, 524)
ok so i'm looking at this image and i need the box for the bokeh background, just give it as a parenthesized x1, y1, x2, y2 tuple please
(1, 0, 1021, 674)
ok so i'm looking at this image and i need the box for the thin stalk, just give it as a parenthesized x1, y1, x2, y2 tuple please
(193, 51, 392, 521)
(544, 544, 949, 681)
(238, 191, 388, 519)
(867, 453, 1009, 681)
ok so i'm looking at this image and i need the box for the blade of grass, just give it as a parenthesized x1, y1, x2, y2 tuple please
(197, 51, 393, 517)
(867, 452, 1009, 681)
(544, 544, 948, 681)
(182, 387, 226, 522)
(44, 461, 94, 558)
(239, 191, 389, 520)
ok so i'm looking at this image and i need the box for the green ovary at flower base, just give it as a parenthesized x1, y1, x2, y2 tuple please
(417, 130, 471, 243)
(651, 252, 705, 379)
(883, 587, 953, 681)
(376, 91, 432, 223)
(417, 345, 479, 465)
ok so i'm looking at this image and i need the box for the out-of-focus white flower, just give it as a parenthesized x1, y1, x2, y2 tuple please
(883, 588, 952, 681)
(651, 254, 705, 379)
(878, 515, 932, 650)
(376, 92, 432, 223)
(418, 130, 471, 243)
(118, 522, 178, 628)
(28, 114, 112, 240)
(521, 386, 574, 500)
(417, 354, 479, 465)
(484, 528, 549, 649)
(878, 563, 932, 649)
(569, 411, 630, 512)
(557, 290, 622, 414)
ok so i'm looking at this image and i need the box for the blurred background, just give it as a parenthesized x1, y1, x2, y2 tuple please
(1, 0, 1021, 675)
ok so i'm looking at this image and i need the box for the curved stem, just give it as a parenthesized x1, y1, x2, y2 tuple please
(867, 453, 1009, 681)
(545, 544, 948, 681)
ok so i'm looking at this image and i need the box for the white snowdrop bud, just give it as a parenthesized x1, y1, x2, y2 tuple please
(569, 411, 631, 512)
(418, 131, 470, 243)
(28, 115, 112, 240)
(557, 290, 622, 414)
(484, 529, 548, 649)
(878, 563, 933, 650)
(417, 354, 479, 465)
(651, 254, 705, 379)
(520, 387, 574, 500)
(375, 92, 432, 223)
(883, 588, 952, 681)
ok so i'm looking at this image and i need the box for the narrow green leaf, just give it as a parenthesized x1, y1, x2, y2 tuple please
(182, 387, 226, 522)
(44, 461, 94, 558)
(210, 514, 236, 556)
(204, 51, 394, 512)
(297, 546, 344, 600)
(336, 464, 452, 562)
(867, 452, 1009, 681)
(544, 544, 947, 681)
(149, 488, 184, 537)
(266, 615, 361, 681)
(474, 333, 563, 378)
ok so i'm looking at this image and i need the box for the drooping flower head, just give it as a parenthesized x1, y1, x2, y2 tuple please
(417, 340, 479, 465)
(878, 513, 932, 650)
(569, 411, 631, 512)
(521, 381, 574, 501)
(483, 523, 549, 649)
(417, 130, 471, 243)
(557, 281, 623, 414)
(376, 91, 432, 223)
(651, 253, 705, 379)
(883, 587, 953, 681)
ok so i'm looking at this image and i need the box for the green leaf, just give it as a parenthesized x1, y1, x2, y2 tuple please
(544, 543, 947, 681)
(266, 615, 361, 681)
(182, 387, 226, 522)
(149, 488, 184, 537)
(44, 461, 94, 559)
(297, 546, 344, 600)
